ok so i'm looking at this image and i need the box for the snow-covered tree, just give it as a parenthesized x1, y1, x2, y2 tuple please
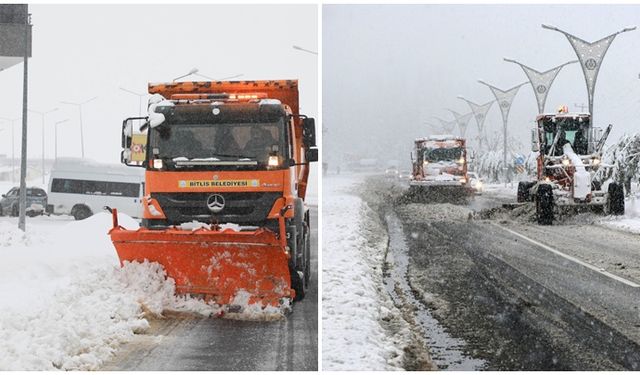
(600, 133, 640, 195)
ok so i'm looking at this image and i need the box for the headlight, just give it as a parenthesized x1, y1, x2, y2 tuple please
(153, 159, 163, 169)
(459, 177, 467, 184)
(562, 158, 570, 167)
(268, 155, 280, 167)
(457, 157, 465, 164)
(591, 157, 601, 166)
(476, 181, 483, 188)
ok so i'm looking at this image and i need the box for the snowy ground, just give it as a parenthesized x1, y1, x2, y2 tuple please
(600, 193, 640, 234)
(482, 182, 518, 199)
(322, 174, 411, 371)
(0, 179, 289, 370)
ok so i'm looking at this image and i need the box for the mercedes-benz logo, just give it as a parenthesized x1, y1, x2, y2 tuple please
(500, 101, 510, 108)
(585, 58, 597, 70)
(207, 194, 225, 213)
(536, 84, 547, 94)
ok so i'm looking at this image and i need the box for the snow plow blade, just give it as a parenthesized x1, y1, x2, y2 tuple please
(404, 185, 473, 204)
(109, 221, 293, 307)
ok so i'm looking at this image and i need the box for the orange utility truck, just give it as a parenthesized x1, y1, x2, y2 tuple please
(109, 80, 318, 308)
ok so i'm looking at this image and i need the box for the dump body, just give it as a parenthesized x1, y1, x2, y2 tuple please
(408, 135, 473, 201)
(111, 80, 317, 307)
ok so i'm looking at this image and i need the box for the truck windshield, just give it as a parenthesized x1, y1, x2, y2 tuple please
(150, 119, 287, 168)
(424, 147, 462, 162)
(542, 117, 589, 155)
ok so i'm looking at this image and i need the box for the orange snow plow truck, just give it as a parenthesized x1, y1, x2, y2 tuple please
(109, 80, 318, 308)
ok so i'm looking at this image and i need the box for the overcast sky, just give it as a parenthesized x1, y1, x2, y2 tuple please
(0, 4, 317, 165)
(324, 4, 640, 168)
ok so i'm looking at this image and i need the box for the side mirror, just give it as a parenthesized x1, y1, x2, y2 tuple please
(306, 148, 318, 163)
(531, 128, 540, 152)
(121, 117, 148, 167)
(302, 117, 316, 147)
(121, 119, 132, 149)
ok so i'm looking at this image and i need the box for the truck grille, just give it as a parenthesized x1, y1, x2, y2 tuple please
(151, 192, 281, 225)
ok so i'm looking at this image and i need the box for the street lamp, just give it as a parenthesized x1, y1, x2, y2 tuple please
(292, 45, 318, 55)
(503, 58, 577, 114)
(119, 87, 146, 118)
(457, 97, 495, 152)
(478, 80, 527, 184)
(193, 72, 244, 81)
(173, 68, 244, 82)
(28, 107, 58, 184)
(54, 119, 69, 160)
(173, 68, 199, 82)
(542, 24, 635, 120)
(0, 117, 18, 183)
(61, 96, 97, 158)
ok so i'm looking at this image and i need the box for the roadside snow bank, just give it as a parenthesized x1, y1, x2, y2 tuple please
(0, 213, 282, 370)
(322, 175, 407, 371)
(601, 194, 640, 234)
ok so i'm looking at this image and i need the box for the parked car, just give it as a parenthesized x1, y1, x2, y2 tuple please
(398, 170, 412, 180)
(0, 186, 48, 217)
(467, 172, 484, 194)
(384, 166, 399, 178)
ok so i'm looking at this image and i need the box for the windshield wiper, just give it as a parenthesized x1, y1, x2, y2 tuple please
(171, 156, 258, 166)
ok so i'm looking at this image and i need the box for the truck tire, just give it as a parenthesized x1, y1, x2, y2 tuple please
(290, 268, 306, 302)
(607, 182, 625, 215)
(11, 204, 18, 217)
(71, 205, 92, 221)
(536, 184, 554, 225)
(517, 182, 533, 203)
(303, 222, 311, 288)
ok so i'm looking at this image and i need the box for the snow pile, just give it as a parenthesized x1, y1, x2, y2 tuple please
(0, 221, 32, 247)
(396, 203, 473, 222)
(322, 175, 406, 371)
(601, 194, 640, 234)
(0, 212, 285, 370)
(483, 182, 518, 200)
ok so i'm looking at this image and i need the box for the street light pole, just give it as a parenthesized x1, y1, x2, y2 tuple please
(29, 108, 58, 184)
(457, 97, 495, 152)
(54, 119, 69, 160)
(61, 96, 97, 158)
(478, 80, 527, 185)
(18, 10, 31, 231)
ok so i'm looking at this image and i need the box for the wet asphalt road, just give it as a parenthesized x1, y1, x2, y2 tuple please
(376, 178, 640, 370)
(102, 207, 318, 371)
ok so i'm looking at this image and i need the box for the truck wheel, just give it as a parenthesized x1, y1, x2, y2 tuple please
(517, 182, 532, 203)
(290, 268, 306, 302)
(72, 205, 92, 220)
(11, 204, 18, 217)
(536, 184, 554, 225)
(303, 222, 311, 288)
(607, 183, 625, 215)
